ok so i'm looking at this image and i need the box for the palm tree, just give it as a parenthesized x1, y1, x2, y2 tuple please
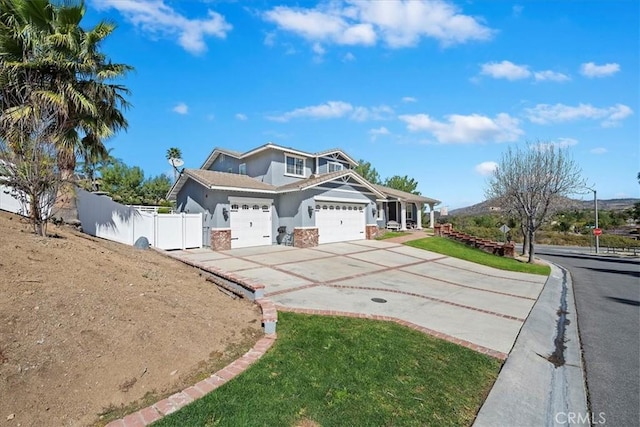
(0, 0, 132, 225)
(166, 147, 182, 181)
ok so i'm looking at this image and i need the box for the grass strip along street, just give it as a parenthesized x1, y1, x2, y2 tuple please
(155, 312, 501, 427)
(406, 237, 551, 276)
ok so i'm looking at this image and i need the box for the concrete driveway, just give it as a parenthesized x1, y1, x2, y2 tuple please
(174, 240, 547, 357)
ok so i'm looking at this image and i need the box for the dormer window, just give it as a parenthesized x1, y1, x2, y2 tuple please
(328, 162, 343, 173)
(285, 154, 305, 177)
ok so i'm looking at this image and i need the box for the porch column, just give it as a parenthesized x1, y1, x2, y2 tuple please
(400, 201, 407, 230)
(416, 203, 423, 229)
(429, 203, 435, 228)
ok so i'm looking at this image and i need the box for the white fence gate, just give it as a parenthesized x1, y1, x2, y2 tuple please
(77, 189, 202, 250)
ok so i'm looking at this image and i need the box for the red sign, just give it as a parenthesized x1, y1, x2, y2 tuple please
(593, 228, 602, 236)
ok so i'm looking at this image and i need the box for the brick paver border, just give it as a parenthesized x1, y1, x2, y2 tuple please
(106, 321, 276, 426)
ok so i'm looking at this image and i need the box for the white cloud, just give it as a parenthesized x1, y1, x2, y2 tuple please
(402, 96, 417, 103)
(268, 101, 354, 122)
(512, 5, 523, 17)
(263, 1, 493, 51)
(474, 161, 498, 175)
(399, 112, 523, 144)
(268, 101, 394, 122)
(235, 113, 247, 121)
(264, 32, 276, 47)
(351, 105, 394, 122)
(534, 70, 570, 82)
(590, 147, 607, 154)
(342, 52, 356, 62)
(312, 42, 326, 56)
(580, 62, 620, 78)
(480, 60, 531, 80)
(533, 137, 578, 151)
(369, 126, 390, 140)
(525, 103, 633, 127)
(480, 61, 570, 83)
(172, 102, 188, 115)
(94, 0, 232, 54)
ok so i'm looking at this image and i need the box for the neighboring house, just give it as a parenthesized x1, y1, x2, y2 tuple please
(167, 143, 440, 250)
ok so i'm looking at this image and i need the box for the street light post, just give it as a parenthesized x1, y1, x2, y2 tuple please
(588, 187, 599, 254)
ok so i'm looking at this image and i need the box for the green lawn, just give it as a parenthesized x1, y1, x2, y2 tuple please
(155, 312, 502, 427)
(375, 230, 411, 240)
(406, 237, 550, 276)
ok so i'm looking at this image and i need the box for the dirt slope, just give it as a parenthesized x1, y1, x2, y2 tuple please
(0, 211, 262, 426)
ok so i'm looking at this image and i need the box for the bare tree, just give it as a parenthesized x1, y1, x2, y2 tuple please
(486, 142, 586, 263)
(0, 72, 62, 236)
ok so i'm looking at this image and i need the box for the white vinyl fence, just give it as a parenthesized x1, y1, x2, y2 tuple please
(0, 184, 54, 218)
(0, 184, 25, 215)
(77, 189, 202, 250)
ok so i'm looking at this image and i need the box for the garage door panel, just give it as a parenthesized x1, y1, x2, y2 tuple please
(230, 202, 272, 249)
(316, 202, 365, 244)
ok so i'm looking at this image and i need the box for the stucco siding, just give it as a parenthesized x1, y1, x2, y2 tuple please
(269, 151, 313, 186)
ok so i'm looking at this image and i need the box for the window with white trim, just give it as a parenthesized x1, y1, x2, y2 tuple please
(407, 206, 414, 220)
(328, 162, 343, 172)
(285, 154, 305, 177)
(239, 163, 247, 175)
(377, 203, 383, 220)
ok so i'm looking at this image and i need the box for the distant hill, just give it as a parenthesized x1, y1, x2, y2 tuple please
(449, 198, 639, 217)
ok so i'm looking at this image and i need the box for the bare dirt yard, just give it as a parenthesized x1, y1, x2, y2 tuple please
(0, 211, 263, 426)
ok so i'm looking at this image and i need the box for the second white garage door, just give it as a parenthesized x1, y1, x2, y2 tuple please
(315, 202, 365, 244)
(230, 201, 272, 249)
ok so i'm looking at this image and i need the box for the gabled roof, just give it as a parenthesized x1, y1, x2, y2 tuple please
(167, 169, 277, 200)
(200, 142, 358, 170)
(373, 184, 441, 205)
(167, 169, 387, 200)
(313, 148, 358, 166)
(278, 170, 386, 198)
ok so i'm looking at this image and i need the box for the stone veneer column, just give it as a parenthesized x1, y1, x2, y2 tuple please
(210, 228, 231, 251)
(293, 227, 318, 248)
(365, 225, 379, 240)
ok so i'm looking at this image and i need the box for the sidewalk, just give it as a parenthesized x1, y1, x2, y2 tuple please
(474, 262, 589, 426)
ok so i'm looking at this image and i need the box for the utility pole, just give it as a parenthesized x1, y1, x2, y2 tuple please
(588, 187, 599, 254)
(594, 189, 599, 254)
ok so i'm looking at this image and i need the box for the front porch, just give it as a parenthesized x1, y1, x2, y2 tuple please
(377, 199, 438, 231)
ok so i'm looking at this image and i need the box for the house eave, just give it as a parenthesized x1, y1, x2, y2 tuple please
(209, 185, 277, 194)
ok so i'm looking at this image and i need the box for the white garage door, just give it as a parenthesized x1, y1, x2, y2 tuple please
(316, 202, 365, 244)
(230, 201, 272, 249)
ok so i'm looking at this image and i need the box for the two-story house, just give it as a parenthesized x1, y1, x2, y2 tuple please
(167, 143, 440, 250)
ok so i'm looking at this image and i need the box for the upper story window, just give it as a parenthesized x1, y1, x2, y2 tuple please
(239, 163, 247, 175)
(328, 162, 343, 173)
(285, 154, 305, 177)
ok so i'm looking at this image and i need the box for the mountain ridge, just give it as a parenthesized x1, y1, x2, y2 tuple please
(449, 198, 639, 217)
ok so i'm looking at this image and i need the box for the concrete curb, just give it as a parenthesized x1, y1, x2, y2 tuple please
(474, 262, 589, 427)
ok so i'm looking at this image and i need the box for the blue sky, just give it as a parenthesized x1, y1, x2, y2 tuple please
(84, 0, 638, 209)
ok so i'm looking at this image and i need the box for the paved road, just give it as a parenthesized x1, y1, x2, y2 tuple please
(538, 247, 640, 426)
